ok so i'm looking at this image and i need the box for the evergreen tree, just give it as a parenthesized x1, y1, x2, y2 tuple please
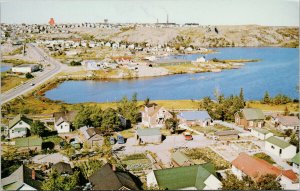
(262, 91, 270, 104)
(239, 88, 245, 106)
(31, 120, 46, 137)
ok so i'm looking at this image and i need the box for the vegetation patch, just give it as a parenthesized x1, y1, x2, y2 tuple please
(253, 152, 275, 164)
(122, 153, 151, 171)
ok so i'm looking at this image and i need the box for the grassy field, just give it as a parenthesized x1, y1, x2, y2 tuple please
(2, 59, 36, 66)
(247, 101, 299, 112)
(191, 124, 231, 134)
(1, 75, 29, 93)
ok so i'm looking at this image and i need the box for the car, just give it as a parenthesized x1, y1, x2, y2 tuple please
(183, 132, 193, 141)
(117, 135, 125, 144)
(30, 83, 35, 86)
(109, 137, 115, 145)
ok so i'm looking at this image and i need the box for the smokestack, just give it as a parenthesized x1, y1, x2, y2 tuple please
(32, 168, 36, 180)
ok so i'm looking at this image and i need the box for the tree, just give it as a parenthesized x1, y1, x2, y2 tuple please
(41, 169, 80, 191)
(283, 106, 290, 116)
(256, 174, 282, 190)
(165, 114, 179, 134)
(222, 172, 256, 190)
(117, 93, 139, 124)
(59, 105, 68, 114)
(25, 73, 34, 79)
(73, 106, 93, 128)
(144, 97, 150, 106)
(290, 133, 299, 152)
(101, 108, 120, 133)
(239, 88, 245, 106)
(31, 120, 46, 137)
(262, 91, 270, 104)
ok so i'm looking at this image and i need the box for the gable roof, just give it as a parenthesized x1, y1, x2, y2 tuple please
(232, 153, 297, 182)
(153, 163, 217, 190)
(291, 153, 300, 165)
(265, 136, 291, 149)
(53, 111, 77, 123)
(88, 163, 138, 190)
(241, 108, 265, 120)
(177, 110, 211, 121)
(52, 162, 73, 174)
(8, 115, 32, 129)
(252, 128, 271, 135)
(137, 128, 161, 136)
(277, 116, 300, 126)
(15, 137, 42, 148)
(171, 150, 194, 166)
(1, 165, 43, 190)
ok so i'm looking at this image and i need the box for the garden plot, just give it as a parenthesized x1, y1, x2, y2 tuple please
(120, 153, 152, 171)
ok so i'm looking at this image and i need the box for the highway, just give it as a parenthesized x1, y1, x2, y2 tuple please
(1, 44, 64, 104)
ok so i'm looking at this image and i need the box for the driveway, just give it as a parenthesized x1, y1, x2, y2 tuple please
(214, 120, 248, 133)
(113, 134, 213, 166)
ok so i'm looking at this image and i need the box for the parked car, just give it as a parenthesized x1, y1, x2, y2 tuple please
(183, 132, 193, 141)
(110, 137, 115, 145)
(117, 135, 125, 144)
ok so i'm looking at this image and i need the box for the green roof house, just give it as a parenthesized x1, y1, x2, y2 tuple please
(7, 115, 32, 139)
(291, 153, 300, 174)
(136, 128, 162, 144)
(265, 136, 297, 159)
(146, 163, 221, 190)
(235, 108, 265, 128)
(15, 137, 43, 151)
(171, 150, 194, 167)
(251, 128, 274, 140)
(1, 165, 43, 190)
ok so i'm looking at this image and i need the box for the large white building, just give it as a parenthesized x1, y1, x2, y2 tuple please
(251, 128, 273, 140)
(12, 64, 39, 73)
(265, 136, 297, 159)
(7, 115, 31, 139)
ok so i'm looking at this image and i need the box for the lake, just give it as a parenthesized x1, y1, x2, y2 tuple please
(45, 48, 299, 103)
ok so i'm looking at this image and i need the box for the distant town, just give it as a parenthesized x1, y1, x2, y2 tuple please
(1, 14, 299, 191)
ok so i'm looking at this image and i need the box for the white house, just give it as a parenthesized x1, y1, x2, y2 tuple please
(7, 115, 31, 139)
(147, 163, 221, 190)
(232, 152, 298, 190)
(55, 117, 71, 133)
(196, 56, 206, 62)
(12, 64, 39, 73)
(251, 128, 273, 140)
(265, 136, 297, 159)
(291, 153, 299, 174)
(136, 128, 162, 144)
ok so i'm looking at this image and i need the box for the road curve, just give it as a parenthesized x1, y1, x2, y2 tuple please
(1, 44, 63, 104)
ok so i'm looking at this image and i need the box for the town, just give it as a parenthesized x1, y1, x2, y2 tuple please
(1, 0, 300, 190)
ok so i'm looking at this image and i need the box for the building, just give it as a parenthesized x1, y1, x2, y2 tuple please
(265, 136, 297, 159)
(1, 165, 43, 190)
(15, 137, 43, 152)
(276, 116, 300, 131)
(51, 162, 73, 175)
(7, 114, 32, 139)
(88, 163, 139, 190)
(214, 130, 240, 140)
(177, 110, 212, 127)
(12, 64, 39, 73)
(147, 163, 221, 190)
(79, 126, 104, 147)
(251, 128, 274, 140)
(141, 103, 172, 128)
(231, 152, 298, 190)
(235, 108, 265, 128)
(136, 128, 162, 144)
(291, 153, 299, 174)
(53, 111, 77, 134)
(171, 150, 194, 167)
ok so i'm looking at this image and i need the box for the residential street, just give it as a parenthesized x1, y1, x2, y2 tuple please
(1, 43, 65, 104)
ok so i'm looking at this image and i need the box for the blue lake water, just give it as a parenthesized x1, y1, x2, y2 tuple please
(1, 65, 11, 72)
(45, 48, 299, 103)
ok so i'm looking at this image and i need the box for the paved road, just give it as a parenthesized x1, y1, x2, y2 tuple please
(1, 44, 64, 104)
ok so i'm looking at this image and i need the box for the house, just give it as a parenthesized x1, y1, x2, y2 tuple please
(171, 150, 194, 167)
(235, 108, 265, 128)
(79, 126, 104, 147)
(12, 64, 39, 73)
(136, 128, 162, 144)
(88, 163, 139, 190)
(276, 116, 300, 131)
(290, 153, 299, 174)
(177, 110, 213, 127)
(214, 130, 240, 140)
(51, 162, 73, 175)
(15, 137, 43, 152)
(265, 136, 297, 159)
(7, 114, 32, 139)
(1, 165, 43, 190)
(53, 111, 77, 133)
(251, 128, 274, 140)
(141, 103, 172, 128)
(231, 152, 298, 190)
(147, 163, 221, 190)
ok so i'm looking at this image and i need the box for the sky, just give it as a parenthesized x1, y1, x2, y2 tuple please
(0, 0, 299, 26)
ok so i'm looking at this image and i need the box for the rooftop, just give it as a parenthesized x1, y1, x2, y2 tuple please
(171, 150, 194, 166)
(265, 136, 291, 149)
(177, 110, 211, 121)
(242, 108, 265, 120)
(252, 128, 271, 135)
(277, 116, 300, 126)
(291, 153, 300, 165)
(215, 130, 239, 136)
(137, 128, 161, 136)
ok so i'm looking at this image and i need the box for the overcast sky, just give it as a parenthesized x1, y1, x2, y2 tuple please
(1, 0, 299, 26)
